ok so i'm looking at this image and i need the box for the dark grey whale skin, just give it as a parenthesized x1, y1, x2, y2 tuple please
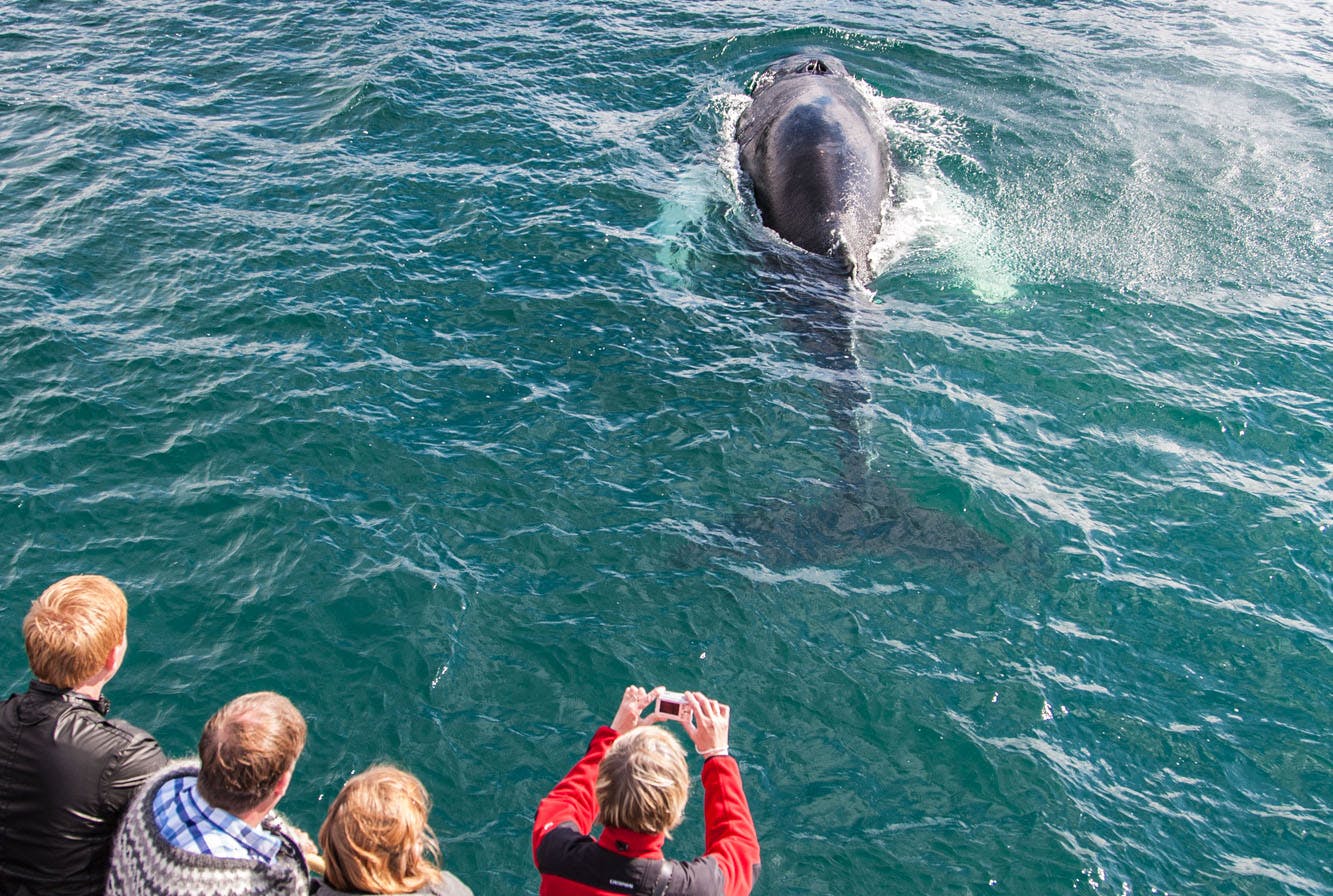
(736, 54, 891, 283)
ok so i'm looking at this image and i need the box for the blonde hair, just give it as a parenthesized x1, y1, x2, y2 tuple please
(23, 575, 128, 689)
(319, 765, 445, 894)
(596, 726, 690, 834)
(197, 692, 307, 815)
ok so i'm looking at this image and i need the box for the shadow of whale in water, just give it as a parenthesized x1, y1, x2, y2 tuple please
(731, 477, 1009, 570)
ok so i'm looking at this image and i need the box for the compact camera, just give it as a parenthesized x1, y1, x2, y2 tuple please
(655, 690, 688, 718)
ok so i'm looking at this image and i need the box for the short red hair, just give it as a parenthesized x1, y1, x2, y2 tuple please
(23, 575, 127, 689)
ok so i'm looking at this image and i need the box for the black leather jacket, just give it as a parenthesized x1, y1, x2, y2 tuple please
(0, 680, 166, 896)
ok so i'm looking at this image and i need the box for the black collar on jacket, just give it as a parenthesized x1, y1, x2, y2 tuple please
(28, 678, 111, 716)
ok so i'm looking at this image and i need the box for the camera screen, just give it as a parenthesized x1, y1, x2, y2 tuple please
(660, 700, 682, 716)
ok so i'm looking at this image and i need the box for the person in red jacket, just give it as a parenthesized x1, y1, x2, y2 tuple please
(533, 686, 760, 896)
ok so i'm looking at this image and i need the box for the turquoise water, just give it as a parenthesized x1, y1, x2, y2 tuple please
(2, 1, 1330, 893)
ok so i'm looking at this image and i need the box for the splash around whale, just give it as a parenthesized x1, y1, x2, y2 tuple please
(736, 54, 892, 283)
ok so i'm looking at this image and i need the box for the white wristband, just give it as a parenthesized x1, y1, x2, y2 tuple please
(697, 746, 730, 758)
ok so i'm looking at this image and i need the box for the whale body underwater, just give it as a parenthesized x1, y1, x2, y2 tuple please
(732, 53, 892, 483)
(724, 56, 1003, 564)
(736, 54, 892, 282)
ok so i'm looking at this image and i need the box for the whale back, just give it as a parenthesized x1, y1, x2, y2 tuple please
(737, 55, 889, 281)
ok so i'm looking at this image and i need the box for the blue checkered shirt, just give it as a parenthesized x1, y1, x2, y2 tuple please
(152, 774, 284, 863)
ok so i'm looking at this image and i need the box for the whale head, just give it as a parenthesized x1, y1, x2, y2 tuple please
(750, 53, 851, 93)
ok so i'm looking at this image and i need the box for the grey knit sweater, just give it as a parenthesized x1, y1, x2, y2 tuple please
(106, 760, 311, 896)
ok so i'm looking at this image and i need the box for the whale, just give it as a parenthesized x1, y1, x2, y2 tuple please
(735, 54, 892, 483)
(704, 56, 1004, 565)
(736, 54, 891, 283)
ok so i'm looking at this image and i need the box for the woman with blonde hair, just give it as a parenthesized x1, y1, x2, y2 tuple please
(316, 766, 472, 896)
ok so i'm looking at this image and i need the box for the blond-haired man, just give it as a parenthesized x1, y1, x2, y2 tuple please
(0, 574, 166, 896)
(533, 686, 760, 896)
(107, 691, 318, 896)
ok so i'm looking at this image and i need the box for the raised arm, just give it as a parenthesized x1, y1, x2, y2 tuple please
(532, 685, 665, 864)
(683, 692, 760, 896)
(532, 726, 615, 862)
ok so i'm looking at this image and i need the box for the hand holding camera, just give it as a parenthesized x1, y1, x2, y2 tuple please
(680, 691, 730, 757)
(610, 685, 665, 733)
(610, 685, 730, 757)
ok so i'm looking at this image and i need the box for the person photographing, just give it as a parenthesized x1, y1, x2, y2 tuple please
(533, 686, 760, 896)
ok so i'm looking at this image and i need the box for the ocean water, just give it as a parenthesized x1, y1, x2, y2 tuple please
(2, 1, 1329, 894)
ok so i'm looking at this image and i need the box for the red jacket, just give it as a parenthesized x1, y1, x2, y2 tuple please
(533, 727, 760, 896)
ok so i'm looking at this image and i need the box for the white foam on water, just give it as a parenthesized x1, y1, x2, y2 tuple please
(714, 91, 752, 205)
(865, 90, 1019, 304)
(871, 171, 1018, 304)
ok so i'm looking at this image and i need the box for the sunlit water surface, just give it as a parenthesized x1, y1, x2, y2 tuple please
(2, 2, 1329, 894)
